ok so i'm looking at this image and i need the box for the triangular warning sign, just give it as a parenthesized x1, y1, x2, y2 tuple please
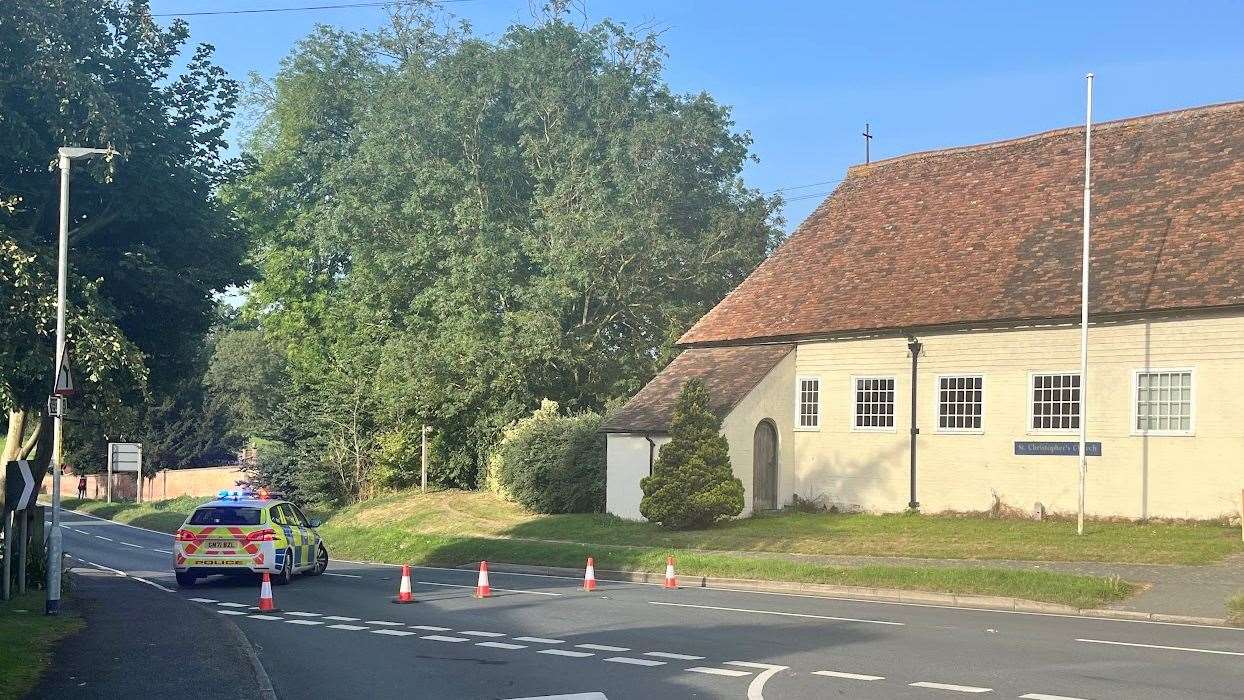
(54, 352, 76, 397)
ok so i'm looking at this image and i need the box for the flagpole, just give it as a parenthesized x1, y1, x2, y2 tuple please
(1077, 73, 1094, 537)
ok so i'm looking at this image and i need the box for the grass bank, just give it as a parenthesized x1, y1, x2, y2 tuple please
(61, 496, 203, 534)
(0, 590, 84, 700)
(1228, 592, 1244, 627)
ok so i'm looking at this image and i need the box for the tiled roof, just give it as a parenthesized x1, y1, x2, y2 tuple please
(680, 101, 1244, 346)
(600, 344, 793, 433)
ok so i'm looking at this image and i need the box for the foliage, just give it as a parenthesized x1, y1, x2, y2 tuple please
(231, 6, 781, 502)
(1228, 592, 1244, 627)
(491, 400, 606, 514)
(640, 379, 744, 528)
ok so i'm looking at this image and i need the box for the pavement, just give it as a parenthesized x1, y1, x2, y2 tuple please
(43, 508, 1244, 699)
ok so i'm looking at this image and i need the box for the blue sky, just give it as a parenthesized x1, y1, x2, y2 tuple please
(152, 0, 1244, 230)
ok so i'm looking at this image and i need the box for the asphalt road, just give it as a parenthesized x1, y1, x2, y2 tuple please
(52, 509, 1244, 700)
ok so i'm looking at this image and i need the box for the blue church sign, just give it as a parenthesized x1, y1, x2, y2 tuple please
(1014, 441, 1102, 457)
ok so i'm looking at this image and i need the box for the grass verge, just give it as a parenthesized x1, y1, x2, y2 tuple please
(1228, 592, 1244, 627)
(60, 496, 205, 534)
(0, 590, 84, 700)
(318, 522, 1136, 609)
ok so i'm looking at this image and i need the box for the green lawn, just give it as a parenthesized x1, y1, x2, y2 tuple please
(0, 591, 84, 700)
(60, 496, 206, 534)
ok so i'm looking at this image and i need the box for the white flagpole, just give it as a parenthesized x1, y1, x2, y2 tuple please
(1077, 73, 1094, 536)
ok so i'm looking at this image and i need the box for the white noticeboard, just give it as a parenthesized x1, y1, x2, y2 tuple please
(107, 442, 142, 503)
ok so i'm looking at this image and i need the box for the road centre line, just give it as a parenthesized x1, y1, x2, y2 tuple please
(410, 625, 452, 631)
(324, 572, 362, 578)
(686, 667, 752, 677)
(644, 652, 704, 660)
(153, 548, 172, 554)
(650, 601, 904, 626)
(513, 636, 565, 644)
(217, 609, 248, 616)
(539, 648, 594, 658)
(120, 542, 143, 548)
(604, 656, 665, 667)
(286, 620, 323, 626)
(284, 611, 322, 617)
(909, 681, 993, 693)
(189, 598, 218, 603)
(371, 629, 415, 636)
(1075, 638, 1244, 657)
(460, 630, 507, 637)
(95, 535, 114, 541)
(813, 670, 885, 681)
(323, 615, 360, 621)
(218, 602, 251, 608)
(250, 615, 283, 621)
(328, 624, 369, 631)
(575, 644, 629, 652)
(421, 635, 469, 642)
(1020, 694, 1090, 700)
(364, 620, 405, 625)
(477, 641, 527, 650)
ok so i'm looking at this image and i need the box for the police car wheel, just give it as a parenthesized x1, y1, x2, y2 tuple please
(274, 550, 294, 585)
(175, 571, 196, 587)
(308, 544, 328, 576)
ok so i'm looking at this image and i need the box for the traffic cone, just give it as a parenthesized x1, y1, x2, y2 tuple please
(663, 556, 677, 589)
(392, 564, 415, 604)
(474, 560, 491, 598)
(582, 557, 597, 592)
(258, 572, 278, 611)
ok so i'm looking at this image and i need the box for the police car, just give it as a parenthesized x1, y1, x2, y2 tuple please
(174, 490, 328, 587)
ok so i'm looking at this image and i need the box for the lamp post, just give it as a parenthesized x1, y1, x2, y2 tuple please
(46, 146, 115, 615)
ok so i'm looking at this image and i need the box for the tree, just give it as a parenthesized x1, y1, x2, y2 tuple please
(232, 7, 782, 501)
(639, 379, 744, 528)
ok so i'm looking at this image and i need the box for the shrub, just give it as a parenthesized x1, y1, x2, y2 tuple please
(492, 400, 606, 514)
(640, 379, 744, 528)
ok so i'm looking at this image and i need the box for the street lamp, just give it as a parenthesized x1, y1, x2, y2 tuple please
(46, 146, 116, 615)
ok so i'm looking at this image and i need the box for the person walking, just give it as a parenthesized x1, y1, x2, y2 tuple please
(77, 475, 87, 500)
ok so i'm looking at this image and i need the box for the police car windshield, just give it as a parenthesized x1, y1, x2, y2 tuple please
(189, 506, 262, 526)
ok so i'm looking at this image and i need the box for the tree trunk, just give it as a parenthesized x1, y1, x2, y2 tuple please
(2, 409, 26, 465)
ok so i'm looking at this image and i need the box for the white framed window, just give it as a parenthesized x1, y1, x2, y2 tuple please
(852, 375, 896, 431)
(1133, 369, 1194, 436)
(1029, 372, 1080, 432)
(795, 376, 821, 431)
(936, 374, 984, 433)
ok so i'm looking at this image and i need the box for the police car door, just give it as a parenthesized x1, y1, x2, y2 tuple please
(272, 504, 301, 570)
(289, 504, 316, 569)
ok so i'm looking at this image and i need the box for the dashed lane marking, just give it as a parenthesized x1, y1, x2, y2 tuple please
(460, 630, 507, 637)
(909, 681, 992, 693)
(284, 611, 322, 617)
(604, 657, 665, 667)
(218, 602, 251, 608)
(813, 670, 885, 681)
(575, 644, 629, 652)
(328, 624, 369, 631)
(410, 625, 453, 631)
(686, 667, 752, 677)
(477, 641, 527, 650)
(421, 635, 469, 643)
(250, 615, 284, 621)
(371, 629, 416, 636)
(323, 615, 361, 621)
(538, 649, 594, 658)
(645, 652, 705, 660)
(217, 610, 247, 616)
(189, 598, 218, 603)
(286, 620, 324, 626)
(95, 536, 114, 541)
(323, 572, 362, 578)
(513, 636, 565, 644)
(363, 620, 405, 626)
(650, 601, 904, 626)
(120, 542, 143, 548)
(1020, 695, 1090, 700)
(1076, 638, 1244, 657)
(153, 549, 172, 554)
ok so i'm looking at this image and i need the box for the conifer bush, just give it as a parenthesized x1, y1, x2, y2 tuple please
(640, 379, 744, 528)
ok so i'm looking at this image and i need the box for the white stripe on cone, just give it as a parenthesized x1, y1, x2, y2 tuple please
(583, 557, 596, 591)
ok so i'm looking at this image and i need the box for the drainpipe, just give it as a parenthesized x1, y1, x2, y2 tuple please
(644, 435, 657, 476)
(907, 336, 923, 511)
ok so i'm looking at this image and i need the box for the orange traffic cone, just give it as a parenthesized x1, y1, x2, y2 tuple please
(258, 572, 278, 611)
(474, 560, 492, 598)
(663, 556, 677, 589)
(393, 564, 415, 604)
(582, 557, 597, 592)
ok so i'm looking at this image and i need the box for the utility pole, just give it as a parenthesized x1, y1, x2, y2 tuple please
(421, 425, 430, 493)
(47, 146, 115, 615)
(1077, 75, 1094, 537)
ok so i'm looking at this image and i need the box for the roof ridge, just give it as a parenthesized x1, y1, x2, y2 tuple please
(845, 100, 1244, 176)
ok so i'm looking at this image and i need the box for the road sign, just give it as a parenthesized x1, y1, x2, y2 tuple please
(4, 460, 35, 512)
(108, 443, 142, 473)
(54, 352, 76, 397)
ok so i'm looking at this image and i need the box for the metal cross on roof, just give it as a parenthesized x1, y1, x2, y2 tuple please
(862, 123, 873, 164)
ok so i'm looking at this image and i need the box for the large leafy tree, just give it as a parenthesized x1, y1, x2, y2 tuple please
(234, 8, 781, 501)
(0, 1, 248, 476)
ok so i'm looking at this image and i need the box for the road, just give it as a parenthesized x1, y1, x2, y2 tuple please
(53, 509, 1244, 700)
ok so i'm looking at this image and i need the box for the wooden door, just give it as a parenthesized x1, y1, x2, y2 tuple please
(752, 420, 778, 511)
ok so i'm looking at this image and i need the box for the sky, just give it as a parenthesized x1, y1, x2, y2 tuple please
(151, 0, 1244, 230)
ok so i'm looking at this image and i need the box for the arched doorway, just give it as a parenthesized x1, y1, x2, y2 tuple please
(752, 419, 779, 511)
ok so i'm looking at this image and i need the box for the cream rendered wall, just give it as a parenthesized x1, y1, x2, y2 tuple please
(606, 433, 669, 519)
(790, 312, 1244, 520)
(721, 350, 797, 515)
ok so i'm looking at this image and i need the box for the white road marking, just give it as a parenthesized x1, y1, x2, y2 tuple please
(328, 624, 369, 631)
(513, 637, 565, 644)
(421, 635, 469, 643)
(120, 542, 142, 548)
(909, 681, 993, 693)
(249, 615, 284, 621)
(323, 572, 362, 578)
(650, 601, 903, 626)
(189, 598, 218, 604)
(371, 629, 415, 636)
(153, 549, 172, 554)
(95, 536, 114, 541)
(1076, 638, 1244, 657)
(686, 667, 752, 677)
(460, 630, 506, 637)
(1020, 694, 1090, 700)
(538, 649, 594, 658)
(286, 620, 324, 626)
(218, 602, 251, 608)
(410, 625, 453, 631)
(645, 652, 705, 660)
(477, 641, 527, 650)
(729, 662, 790, 700)
(323, 615, 361, 621)
(604, 657, 665, 667)
(364, 620, 405, 626)
(813, 670, 885, 681)
(575, 644, 629, 652)
(217, 610, 248, 616)
(415, 579, 562, 597)
(284, 611, 322, 617)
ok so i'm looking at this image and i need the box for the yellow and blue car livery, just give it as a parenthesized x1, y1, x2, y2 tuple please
(173, 490, 328, 587)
